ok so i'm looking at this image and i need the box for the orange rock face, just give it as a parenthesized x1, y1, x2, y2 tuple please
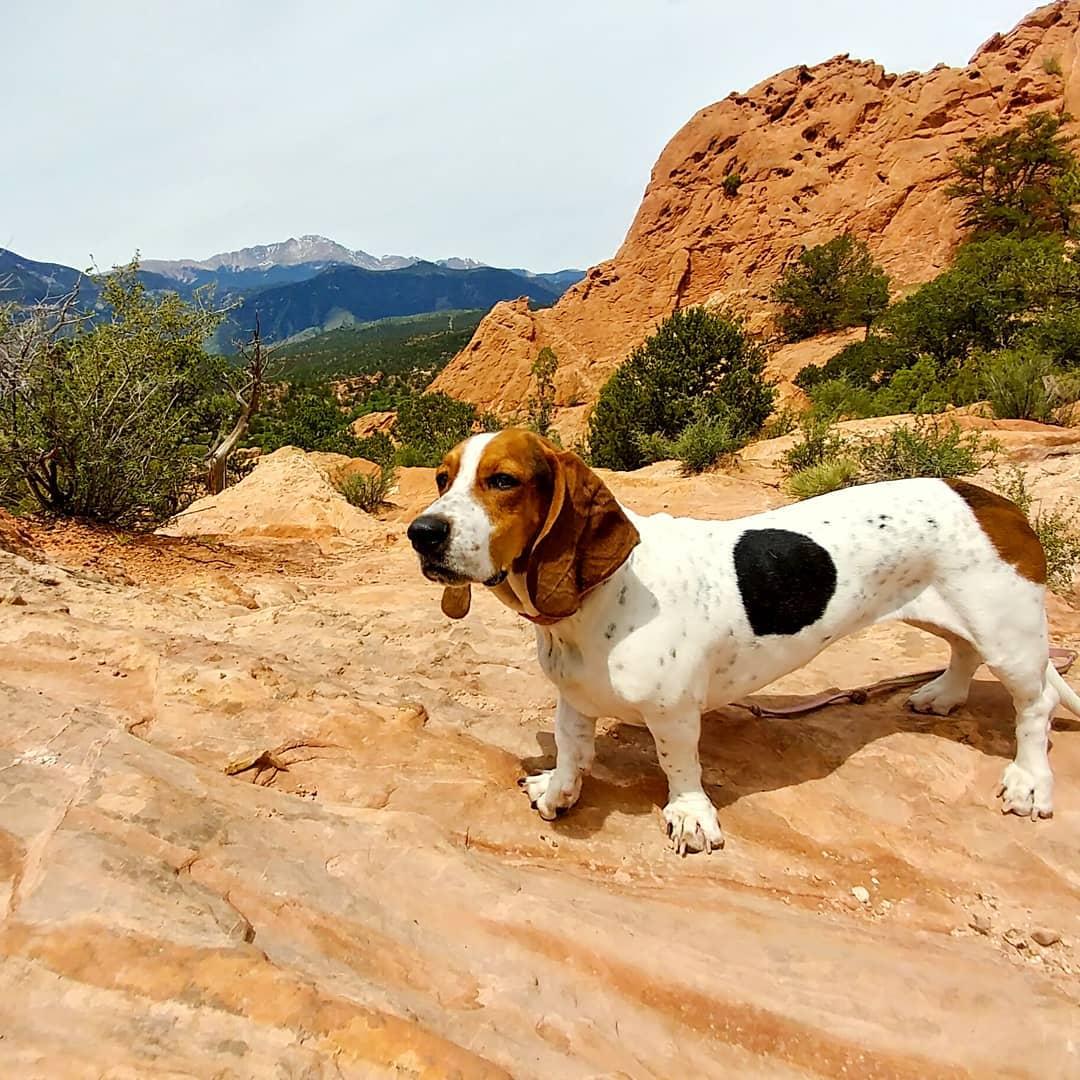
(432, 2, 1080, 426)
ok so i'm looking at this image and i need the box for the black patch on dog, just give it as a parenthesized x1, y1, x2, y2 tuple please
(734, 528, 837, 636)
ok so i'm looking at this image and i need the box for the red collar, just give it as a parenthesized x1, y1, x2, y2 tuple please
(518, 611, 565, 626)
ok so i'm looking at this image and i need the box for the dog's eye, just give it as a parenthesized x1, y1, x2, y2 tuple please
(488, 472, 520, 491)
(435, 472, 449, 493)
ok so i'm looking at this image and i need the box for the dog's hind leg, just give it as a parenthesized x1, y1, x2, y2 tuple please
(929, 576, 1056, 819)
(905, 628, 982, 716)
(892, 590, 983, 716)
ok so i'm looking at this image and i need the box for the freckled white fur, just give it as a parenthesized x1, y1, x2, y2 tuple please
(424, 433, 498, 581)
(433, 465, 1080, 853)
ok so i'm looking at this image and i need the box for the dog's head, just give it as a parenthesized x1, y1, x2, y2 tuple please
(407, 428, 639, 621)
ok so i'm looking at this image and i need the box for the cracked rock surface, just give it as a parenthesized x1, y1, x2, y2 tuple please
(1, 439, 1080, 1076)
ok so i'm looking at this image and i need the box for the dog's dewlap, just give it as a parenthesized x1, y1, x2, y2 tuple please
(734, 528, 837, 636)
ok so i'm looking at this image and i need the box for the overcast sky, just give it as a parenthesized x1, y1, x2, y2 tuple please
(7, 0, 1037, 273)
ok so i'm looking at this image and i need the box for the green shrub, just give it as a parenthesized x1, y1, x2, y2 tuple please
(0, 263, 228, 525)
(772, 234, 889, 341)
(883, 235, 1072, 367)
(982, 348, 1067, 421)
(947, 111, 1079, 238)
(794, 334, 905, 391)
(780, 417, 998, 501)
(759, 407, 799, 439)
(796, 235, 1080, 419)
(722, 173, 743, 197)
(392, 392, 477, 467)
(1018, 304, 1080, 369)
(248, 382, 363, 456)
(1043, 55, 1064, 77)
(869, 354, 959, 416)
(394, 444, 432, 468)
(854, 418, 996, 483)
(806, 377, 877, 420)
(782, 417, 851, 473)
(633, 431, 676, 465)
(994, 467, 1080, 592)
(587, 306, 775, 470)
(337, 465, 396, 513)
(353, 430, 396, 468)
(672, 415, 739, 474)
(785, 458, 860, 499)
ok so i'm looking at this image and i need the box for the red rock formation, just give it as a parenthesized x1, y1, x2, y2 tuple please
(432, 2, 1080, 426)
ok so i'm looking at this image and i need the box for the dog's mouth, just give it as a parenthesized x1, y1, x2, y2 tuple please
(420, 563, 470, 586)
(420, 563, 508, 588)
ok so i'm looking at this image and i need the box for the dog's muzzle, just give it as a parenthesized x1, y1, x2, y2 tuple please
(407, 513, 509, 588)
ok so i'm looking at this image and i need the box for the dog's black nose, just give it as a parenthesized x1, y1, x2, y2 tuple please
(408, 514, 451, 556)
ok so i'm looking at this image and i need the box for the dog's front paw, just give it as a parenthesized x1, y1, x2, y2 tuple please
(663, 792, 724, 855)
(518, 769, 583, 821)
(998, 763, 1053, 820)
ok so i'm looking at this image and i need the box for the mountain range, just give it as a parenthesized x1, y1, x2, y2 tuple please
(1, 236, 584, 348)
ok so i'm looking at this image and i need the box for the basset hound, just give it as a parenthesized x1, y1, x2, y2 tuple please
(408, 428, 1080, 854)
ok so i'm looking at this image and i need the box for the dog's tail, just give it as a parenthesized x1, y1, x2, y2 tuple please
(1047, 660, 1080, 718)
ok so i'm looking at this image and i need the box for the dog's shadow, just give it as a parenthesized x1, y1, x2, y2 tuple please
(519, 676, 1080, 840)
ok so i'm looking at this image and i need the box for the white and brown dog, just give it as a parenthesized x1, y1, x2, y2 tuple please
(408, 429, 1080, 854)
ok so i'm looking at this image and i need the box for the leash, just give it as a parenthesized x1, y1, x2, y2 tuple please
(731, 647, 1078, 719)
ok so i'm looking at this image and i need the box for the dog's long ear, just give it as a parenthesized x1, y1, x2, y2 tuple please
(526, 449, 639, 620)
(441, 584, 472, 619)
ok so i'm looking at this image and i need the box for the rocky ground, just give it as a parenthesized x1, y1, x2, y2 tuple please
(2, 437, 1080, 1078)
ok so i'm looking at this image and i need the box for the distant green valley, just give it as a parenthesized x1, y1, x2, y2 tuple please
(271, 309, 485, 383)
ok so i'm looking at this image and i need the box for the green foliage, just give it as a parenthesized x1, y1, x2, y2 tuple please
(271, 309, 483, 385)
(722, 173, 743, 197)
(336, 465, 397, 514)
(632, 431, 675, 465)
(982, 347, 1075, 421)
(772, 234, 889, 341)
(782, 417, 851, 473)
(0, 262, 228, 525)
(527, 347, 558, 437)
(867, 354, 958, 416)
(993, 467, 1080, 592)
(759, 407, 799, 439)
(853, 418, 997, 483)
(797, 235, 1080, 418)
(587, 306, 775, 470)
(794, 335, 905, 391)
(781, 417, 997, 499)
(883, 235, 1072, 365)
(672, 415, 740, 474)
(805, 377, 877, 421)
(784, 458, 860, 499)
(1043, 55, 1064, 77)
(392, 392, 477, 467)
(353, 430, 396, 469)
(947, 111, 1079, 238)
(247, 382, 362, 456)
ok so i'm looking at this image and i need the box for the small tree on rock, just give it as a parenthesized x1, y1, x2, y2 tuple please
(587, 306, 775, 471)
(526, 346, 558, 437)
(205, 316, 272, 494)
(947, 111, 1080, 238)
(772, 234, 889, 342)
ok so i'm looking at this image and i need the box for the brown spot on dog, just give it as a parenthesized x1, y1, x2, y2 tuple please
(946, 480, 1046, 584)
